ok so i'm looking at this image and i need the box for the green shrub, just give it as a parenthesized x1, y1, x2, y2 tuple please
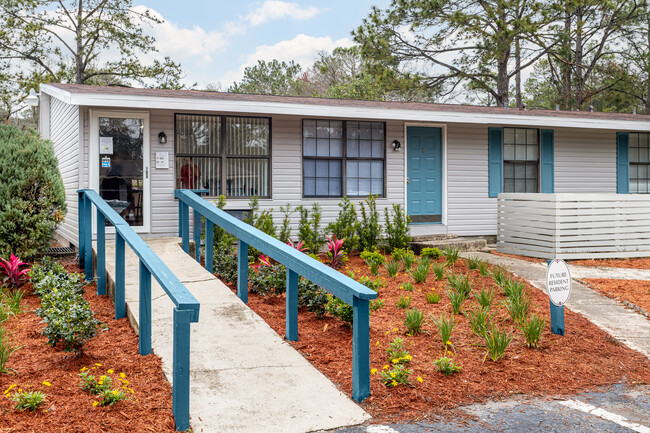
(433, 356, 461, 375)
(520, 314, 546, 348)
(404, 307, 424, 335)
(426, 290, 442, 304)
(401, 250, 416, 271)
(447, 273, 472, 297)
(358, 276, 385, 292)
(278, 203, 293, 244)
(410, 258, 431, 283)
(443, 246, 461, 267)
(386, 337, 411, 363)
(466, 256, 482, 270)
(477, 261, 491, 276)
(360, 250, 385, 275)
(212, 196, 238, 283)
(0, 125, 66, 259)
(447, 288, 469, 315)
(432, 263, 446, 280)
(490, 268, 508, 287)
(384, 204, 411, 252)
(380, 363, 411, 387)
(30, 259, 86, 298)
(400, 281, 414, 292)
(249, 263, 286, 295)
(370, 298, 385, 312)
(357, 195, 381, 252)
(420, 247, 443, 259)
(0, 326, 21, 374)
(396, 295, 411, 309)
(326, 295, 353, 325)
(504, 289, 531, 324)
(327, 197, 359, 254)
(384, 259, 400, 277)
(484, 326, 513, 362)
(297, 204, 325, 254)
(244, 195, 275, 259)
(9, 390, 46, 411)
(298, 279, 328, 316)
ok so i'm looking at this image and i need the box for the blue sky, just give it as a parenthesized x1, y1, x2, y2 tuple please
(136, 1, 390, 89)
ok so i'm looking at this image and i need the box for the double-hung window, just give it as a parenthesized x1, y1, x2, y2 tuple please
(302, 119, 385, 197)
(629, 132, 650, 193)
(503, 127, 539, 193)
(175, 114, 271, 198)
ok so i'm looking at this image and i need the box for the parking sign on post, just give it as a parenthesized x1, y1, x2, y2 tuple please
(546, 259, 571, 335)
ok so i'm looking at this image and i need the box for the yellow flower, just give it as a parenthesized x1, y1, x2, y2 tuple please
(417, 376, 423, 383)
(4, 384, 17, 395)
(99, 375, 107, 382)
(128, 388, 134, 394)
(122, 380, 129, 386)
(371, 368, 377, 375)
(97, 381, 103, 385)
(42, 381, 52, 387)
(405, 354, 413, 361)
(391, 380, 398, 387)
(390, 372, 396, 378)
(383, 364, 389, 370)
(391, 358, 399, 364)
(107, 369, 114, 374)
(80, 367, 88, 372)
(120, 373, 126, 379)
(375, 341, 379, 346)
(112, 390, 119, 396)
(393, 328, 398, 332)
(385, 330, 390, 335)
(92, 401, 99, 407)
(95, 363, 102, 367)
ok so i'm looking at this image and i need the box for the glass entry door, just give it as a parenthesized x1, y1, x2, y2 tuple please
(97, 116, 146, 227)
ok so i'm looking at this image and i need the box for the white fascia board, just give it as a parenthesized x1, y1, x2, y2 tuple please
(61, 90, 650, 132)
(39, 84, 73, 104)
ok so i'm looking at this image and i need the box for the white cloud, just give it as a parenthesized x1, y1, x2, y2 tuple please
(219, 34, 353, 85)
(225, 1, 323, 35)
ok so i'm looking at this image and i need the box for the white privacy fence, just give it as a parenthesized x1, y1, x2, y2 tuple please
(497, 193, 650, 259)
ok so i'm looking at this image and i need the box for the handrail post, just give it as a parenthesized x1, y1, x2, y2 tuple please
(193, 210, 201, 263)
(173, 307, 192, 432)
(178, 199, 182, 237)
(352, 296, 370, 402)
(78, 192, 85, 269)
(115, 233, 126, 319)
(139, 261, 152, 355)
(205, 220, 214, 274)
(181, 202, 190, 254)
(83, 194, 93, 281)
(237, 241, 248, 303)
(96, 210, 106, 296)
(286, 269, 298, 341)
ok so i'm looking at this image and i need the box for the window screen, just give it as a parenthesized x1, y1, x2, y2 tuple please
(503, 127, 539, 193)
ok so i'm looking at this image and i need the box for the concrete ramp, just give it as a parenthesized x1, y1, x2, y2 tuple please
(101, 237, 370, 433)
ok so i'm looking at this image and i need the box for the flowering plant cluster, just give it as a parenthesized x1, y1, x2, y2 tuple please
(4, 381, 50, 411)
(79, 364, 134, 407)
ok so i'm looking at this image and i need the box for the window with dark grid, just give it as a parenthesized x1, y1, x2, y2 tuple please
(630, 132, 650, 194)
(302, 119, 385, 197)
(503, 127, 539, 193)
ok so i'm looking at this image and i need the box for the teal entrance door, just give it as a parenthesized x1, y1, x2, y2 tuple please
(406, 127, 442, 223)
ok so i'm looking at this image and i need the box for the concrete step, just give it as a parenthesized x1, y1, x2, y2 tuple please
(410, 237, 489, 255)
(410, 233, 458, 242)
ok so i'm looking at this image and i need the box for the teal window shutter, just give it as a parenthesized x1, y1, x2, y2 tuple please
(540, 129, 554, 193)
(617, 132, 629, 194)
(488, 127, 503, 197)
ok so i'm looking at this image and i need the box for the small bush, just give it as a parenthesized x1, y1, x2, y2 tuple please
(380, 363, 411, 387)
(386, 338, 411, 363)
(327, 197, 359, 254)
(212, 196, 238, 283)
(358, 276, 385, 292)
(503, 278, 526, 299)
(249, 262, 286, 295)
(404, 307, 424, 335)
(433, 356, 461, 375)
(360, 250, 385, 275)
(484, 326, 513, 362)
(447, 273, 472, 297)
(520, 314, 546, 348)
(357, 195, 381, 252)
(9, 390, 46, 411)
(298, 279, 328, 316)
(0, 254, 30, 291)
(370, 299, 385, 312)
(278, 203, 293, 244)
(432, 313, 455, 350)
(326, 295, 353, 325)
(504, 290, 531, 324)
(384, 259, 400, 277)
(426, 290, 442, 304)
(443, 246, 461, 267)
(410, 258, 431, 283)
(477, 261, 491, 276)
(420, 247, 443, 259)
(0, 125, 66, 259)
(400, 281, 414, 292)
(384, 204, 411, 252)
(297, 204, 325, 254)
(396, 295, 411, 309)
(325, 235, 346, 270)
(490, 268, 508, 287)
(401, 250, 416, 271)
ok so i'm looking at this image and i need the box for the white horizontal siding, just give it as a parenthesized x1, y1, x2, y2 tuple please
(50, 97, 80, 245)
(150, 110, 176, 234)
(554, 128, 617, 193)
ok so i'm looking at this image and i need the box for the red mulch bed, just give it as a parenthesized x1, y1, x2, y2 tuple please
(0, 259, 176, 433)
(582, 279, 650, 317)
(569, 258, 650, 269)
(222, 255, 650, 423)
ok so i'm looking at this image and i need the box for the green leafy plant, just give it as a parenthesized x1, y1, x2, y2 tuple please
(477, 261, 491, 277)
(433, 356, 462, 375)
(327, 197, 359, 254)
(404, 307, 424, 335)
(0, 124, 67, 259)
(431, 263, 446, 280)
(401, 250, 416, 271)
(97, 387, 127, 407)
(278, 203, 293, 244)
(410, 258, 431, 283)
(211, 195, 238, 284)
(520, 314, 546, 348)
(1, 289, 23, 317)
(503, 278, 526, 300)
(384, 204, 411, 252)
(0, 254, 30, 291)
(297, 204, 326, 254)
(432, 313, 455, 350)
(357, 194, 381, 252)
(447, 288, 469, 315)
(325, 235, 346, 270)
(466, 256, 482, 271)
(360, 250, 385, 275)
(400, 281, 414, 292)
(326, 295, 353, 325)
(396, 295, 412, 309)
(386, 337, 411, 364)
(426, 290, 442, 304)
(358, 276, 385, 292)
(249, 260, 286, 295)
(370, 299, 385, 312)
(9, 389, 46, 411)
(0, 326, 22, 374)
(380, 363, 411, 387)
(420, 247, 443, 259)
(443, 246, 461, 267)
(465, 306, 493, 337)
(79, 371, 113, 395)
(484, 326, 513, 362)
(474, 286, 495, 309)
(384, 259, 400, 277)
(504, 290, 531, 325)
(298, 279, 329, 316)
(490, 268, 508, 287)
(447, 273, 472, 297)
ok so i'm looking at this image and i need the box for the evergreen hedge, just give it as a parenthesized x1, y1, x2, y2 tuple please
(0, 125, 66, 258)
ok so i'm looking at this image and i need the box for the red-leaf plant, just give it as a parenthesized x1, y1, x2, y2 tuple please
(287, 240, 308, 253)
(326, 235, 346, 270)
(254, 241, 308, 269)
(0, 254, 31, 290)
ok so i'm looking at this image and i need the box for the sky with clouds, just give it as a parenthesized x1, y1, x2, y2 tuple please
(136, 1, 390, 89)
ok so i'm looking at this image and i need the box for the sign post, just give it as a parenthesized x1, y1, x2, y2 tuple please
(546, 259, 572, 336)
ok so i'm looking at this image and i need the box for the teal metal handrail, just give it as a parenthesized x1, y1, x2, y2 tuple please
(77, 189, 199, 431)
(174, 189, 377, 402)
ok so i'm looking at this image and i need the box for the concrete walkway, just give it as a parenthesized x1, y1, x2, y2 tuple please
(100, 237, 370, 433)
(462, 252, 650, 359)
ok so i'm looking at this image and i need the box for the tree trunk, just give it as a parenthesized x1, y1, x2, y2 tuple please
(496, 7, 510, 108)
(75, 1, 84, 84)
(561, 6, 573, 110)
(574, 6, 585, 110)
(515, 36, 522, 108)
